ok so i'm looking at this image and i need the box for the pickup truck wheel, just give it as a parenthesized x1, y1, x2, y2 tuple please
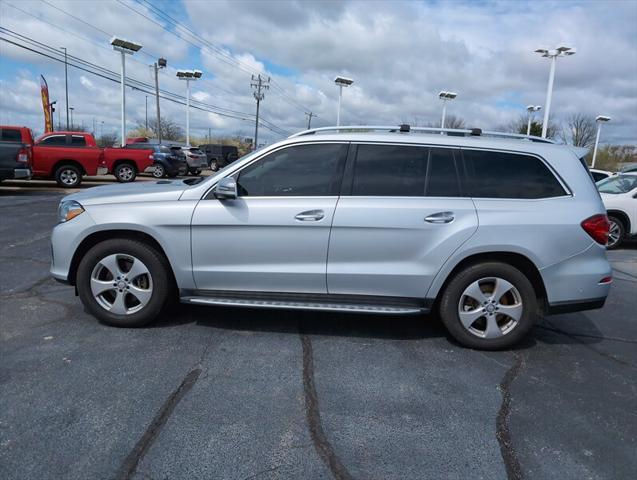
(439, 262, 537, 350)
(114, 163, 137, 183)
(55, 165, 82, 188)
(76, 239, 170, 327)
(189, 168, 201, 176)
(152, 164, 166, 178)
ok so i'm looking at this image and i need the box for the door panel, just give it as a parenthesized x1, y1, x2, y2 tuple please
(191, 197, 338, 293)
(327, 197, 478, 298)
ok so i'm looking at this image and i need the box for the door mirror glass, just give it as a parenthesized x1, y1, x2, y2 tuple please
(214, 177, 237, 199)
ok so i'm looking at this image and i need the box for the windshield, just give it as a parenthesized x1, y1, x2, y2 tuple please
(597, 174, 637, 194)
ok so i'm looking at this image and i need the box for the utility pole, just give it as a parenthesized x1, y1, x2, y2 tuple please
(61, 47, 69, 129)
(251, 74, 270, 150)
(145, 96, 148, 131)
(208, 127, 211, 143)
(154, 58, 167, 142)
(69, 107, 74, 129)
(305, 111, 317, 129)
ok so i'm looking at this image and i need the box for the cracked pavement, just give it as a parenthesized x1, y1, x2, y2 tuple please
(1, 184, 636, 479)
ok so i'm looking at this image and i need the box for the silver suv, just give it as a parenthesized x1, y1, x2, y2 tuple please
(51, 126, 613, 349)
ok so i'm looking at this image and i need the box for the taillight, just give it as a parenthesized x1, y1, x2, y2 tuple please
(581, 214, 610, 245)
(17, 147, 29, 164)
(149, 154, 154, 160)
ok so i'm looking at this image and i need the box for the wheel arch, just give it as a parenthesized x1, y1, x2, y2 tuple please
(607, 209, 631, 233)
(52, 160, 87, 176)
(68, 229, 176, 288)
(429, 251, 548, 311)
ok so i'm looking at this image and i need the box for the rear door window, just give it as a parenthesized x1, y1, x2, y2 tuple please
(70, 135, 87, 147)
(352, 144, 428, 196)
(462, 149, 566, 199)
(426, 148, 461, 197)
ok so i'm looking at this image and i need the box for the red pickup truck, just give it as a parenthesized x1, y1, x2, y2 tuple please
(1, 126, 155, 188)
(32, 131, 155, 187)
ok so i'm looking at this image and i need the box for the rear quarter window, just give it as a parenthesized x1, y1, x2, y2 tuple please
(0, 128, 22, 142)
(462, 149, 566, 199)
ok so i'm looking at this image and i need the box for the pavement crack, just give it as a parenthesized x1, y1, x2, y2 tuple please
(496, 352, 524, 480)
(115, 368, 202, 480)
(300, 333, 353, 480)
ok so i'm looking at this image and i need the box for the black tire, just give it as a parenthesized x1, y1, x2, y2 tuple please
(209, 158, 219, 171)
(114, 163, 137, 183)
(54, 164, 82, 188)
(152, 163, 166, 178)
(167, 171, 178, 178)
(606, 215, 625, 250)
(189, 168, 201, 176)
(439, 262, 537, 350)
(76, 239, 171, 327)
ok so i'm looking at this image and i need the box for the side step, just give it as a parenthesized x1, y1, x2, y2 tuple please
(180, 295, 426, 315)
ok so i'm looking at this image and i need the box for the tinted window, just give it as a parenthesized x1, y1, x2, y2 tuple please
(426, 148, 460, 197)
(352, 145, 427, 196)
(462, 150, 566, 199)
(237, 143, 347, 196)
(0, 129, 22, 142)
(71, 135, 86, 146)
(590, 171, 609, 182)
(39, 135, 67, 146)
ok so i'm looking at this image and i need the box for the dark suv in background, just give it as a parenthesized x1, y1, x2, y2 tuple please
(199, 144, 239, 171)
(125, 143, 188, 178)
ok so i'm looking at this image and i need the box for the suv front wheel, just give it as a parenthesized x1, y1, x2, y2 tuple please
(76, 239, 170, 327)
(439, 262, 537, 350)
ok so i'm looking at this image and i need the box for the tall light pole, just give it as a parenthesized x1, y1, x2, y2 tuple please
(69, 107, 74, 129)
(154, 57, 167, 142)
(534, 46, 576, 138)
(60, 47, 69, 130)
(438, 91, 457, 132)
(177, 69, 203, 147)
(334, 76, 353, 126)
(526, 105, 542, 135)
(145, 95, 148, 131)
(591, 115, 611, 168)
(251, 74, 270, 150)
(111, 37, 143, 146)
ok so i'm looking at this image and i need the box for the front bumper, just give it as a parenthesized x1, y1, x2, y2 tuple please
(50, 210, 96, 284)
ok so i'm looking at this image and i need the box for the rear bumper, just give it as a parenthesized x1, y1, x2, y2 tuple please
(13, 168, 32, 179)
(546, 297, 607, 315)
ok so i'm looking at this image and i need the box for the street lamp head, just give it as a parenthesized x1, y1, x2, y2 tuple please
(193, 70, 203, 79)
(526, 105, 542, 112)
(177, 69, 203, 80)
(158, 57, 167, 68)
(562, 48, 576, 56)
(438, 91, 457, 100)
(110, 37, 143, 53)
(334, 76, 353, 86)
(596, 115, 611, 122)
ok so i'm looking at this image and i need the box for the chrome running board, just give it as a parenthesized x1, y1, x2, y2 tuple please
(180, 293, 426, 315)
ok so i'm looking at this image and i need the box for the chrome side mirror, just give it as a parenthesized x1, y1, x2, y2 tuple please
(214, 177, 237, 199)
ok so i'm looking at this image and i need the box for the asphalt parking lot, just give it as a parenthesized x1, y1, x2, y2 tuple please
(1, 180, 636, 480)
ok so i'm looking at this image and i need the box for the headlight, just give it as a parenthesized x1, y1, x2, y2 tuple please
(58, 200, 84, 223)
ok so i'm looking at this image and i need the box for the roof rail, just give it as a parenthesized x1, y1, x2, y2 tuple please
(288, 125, 555, 144)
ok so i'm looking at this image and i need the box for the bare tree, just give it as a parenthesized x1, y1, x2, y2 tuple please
(135, 117, 184, 142)
(561, 113, 597, 147)
(96, 132, 117, 147)
(502, 115, 559, 139)
(424, 114, 466, 129)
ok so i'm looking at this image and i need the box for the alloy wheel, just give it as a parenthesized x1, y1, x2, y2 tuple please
(458, 277, 523, 339)
(60, 169, 78, 186)
(607, 220, 621, 248)
(90, 254, 153, 315)
(118, 166, 134, 181)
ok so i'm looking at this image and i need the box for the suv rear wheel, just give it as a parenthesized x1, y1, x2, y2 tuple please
(76, 239, 170, 327)
(54, 164, 82, 188)
(152, 163, 166, 178)
(114, 163, 137, 182)
(439, 262, 537, 350)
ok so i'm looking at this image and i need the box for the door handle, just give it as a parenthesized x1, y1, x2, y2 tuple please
(295, 209, 325, 221)
(425, 211, 455, 224)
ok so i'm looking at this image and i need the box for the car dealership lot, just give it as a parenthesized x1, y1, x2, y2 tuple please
(1, 183, 636, 480)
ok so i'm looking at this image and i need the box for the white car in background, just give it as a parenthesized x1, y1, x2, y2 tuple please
(597, 173, 637, 249)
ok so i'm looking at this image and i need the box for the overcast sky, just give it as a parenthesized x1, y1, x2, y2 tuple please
(1, 0, 636, 145)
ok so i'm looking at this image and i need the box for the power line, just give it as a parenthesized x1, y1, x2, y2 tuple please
(0, 33, 290, 136)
